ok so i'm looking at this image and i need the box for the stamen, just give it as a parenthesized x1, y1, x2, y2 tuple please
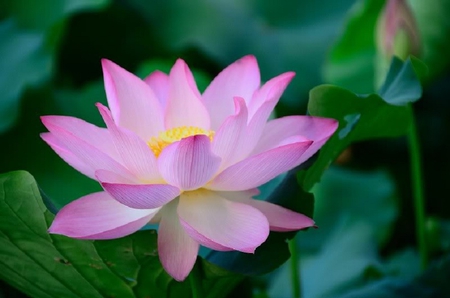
(148, 126, 215, 157)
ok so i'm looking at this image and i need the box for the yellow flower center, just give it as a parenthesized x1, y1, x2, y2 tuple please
(148, 126, 215, 157)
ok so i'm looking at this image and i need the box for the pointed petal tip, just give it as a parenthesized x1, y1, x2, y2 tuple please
(40, 115, 58, 127)
(161, 251, 194, 281)
(330, 118, 339, 132)
(101, 59, 128, 81)
(305, 139, 314, 147)
(165, 266, 190, 282)
(173, 58, 187, 68)
(239, 54, 257, 63)
(152, 69, 167, 75)
(144, 70, 168, 82)
(95, 102, 110, 117)
(95, 102, 105, 109)
(40, 115, 48, 123)
(47, 225, 66, 236)
(284, 71, 296, 78)
(233, 55, 260, 77)
(47, 219, 63, 235)
(101, 58, 114, 68)
(276, 71, 296, 84)
(241, 246, 258, 254)
(301, 217, 315, 229)
(101, 59, 118, 75)
(232, 96, 247, 112)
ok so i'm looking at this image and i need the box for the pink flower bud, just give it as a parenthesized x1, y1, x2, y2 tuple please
(377, 0, 420, 60)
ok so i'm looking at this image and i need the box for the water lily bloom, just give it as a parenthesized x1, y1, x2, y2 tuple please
(41, 56, 338, 281)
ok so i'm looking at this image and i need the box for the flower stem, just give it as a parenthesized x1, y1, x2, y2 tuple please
(407, 104, 428, 270)
(189, 259, 204, 298)
(289, 237, 301, 298)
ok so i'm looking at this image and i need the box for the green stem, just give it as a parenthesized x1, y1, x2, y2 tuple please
(407, 104, 428, 270)
(289, 237, 301, 298)
(189, 259, 204, 298)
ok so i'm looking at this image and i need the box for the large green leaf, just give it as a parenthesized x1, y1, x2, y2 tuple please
(299, 57, 423, 191)
(299, 86, 411, 190)
(0, 171, 242, 298)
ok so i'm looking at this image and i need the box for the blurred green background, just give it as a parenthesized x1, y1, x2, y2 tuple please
(1, 0, 450, 297)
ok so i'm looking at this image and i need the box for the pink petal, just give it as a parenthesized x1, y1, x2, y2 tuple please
(42, 123, 134, 180)
(202, 55, 261, 130)
(102, 59, 164, 140)
(248, 72, 295, 119)
(243, 72, 297, 155)
(95, 169, 137, 184)
(41, 133, 95, 179)
(101, 183, 180, 210)
(217, 190, 314, 231)
(158, 199, 199, 281)
(211, 97, 250, 170)
(158, 135, 221, 191)
(165, 59, 210, 129)
(252, 116, 339, 161)
(48, 191, 155, 240)
(208, 140, 313, 191)
(180, 223, 234, 251)
(144, 70, 169, 108)
(178, 190, 270, 253)
(41, 115, 120, 160)
(97, 169, 180, 209)
(242, 199, 315, 232)
(97, 103, 160, 181)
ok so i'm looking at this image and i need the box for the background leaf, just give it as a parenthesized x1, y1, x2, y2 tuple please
(121, 0, 356, 111)
(323, 0, 384, 94)
(335, 255, 450, 298)
(269, 167, 398, 298)
(409, 0, 450, 81)
(0, 20, 52, 133)
(0, 0, 109, 133)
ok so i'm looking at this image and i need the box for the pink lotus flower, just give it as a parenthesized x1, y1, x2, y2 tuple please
(41, 56, 338, 281)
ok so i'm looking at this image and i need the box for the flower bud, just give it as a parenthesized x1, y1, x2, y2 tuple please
(376, 0, 420, 60)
